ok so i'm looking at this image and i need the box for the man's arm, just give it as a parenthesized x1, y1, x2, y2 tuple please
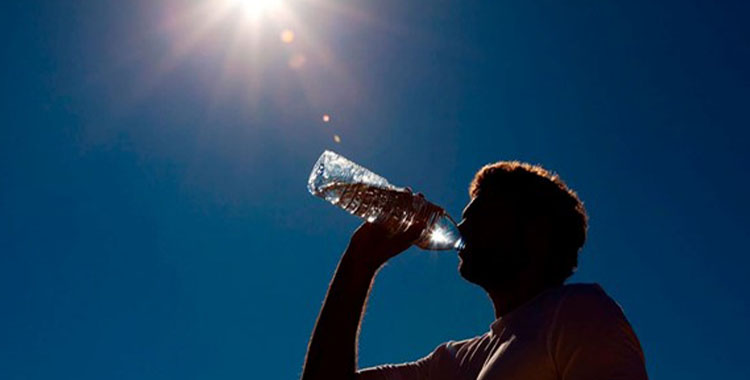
(300, 222, 424, 380)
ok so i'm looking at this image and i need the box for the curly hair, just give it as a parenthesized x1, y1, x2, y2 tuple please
(469, 161, 588, 283)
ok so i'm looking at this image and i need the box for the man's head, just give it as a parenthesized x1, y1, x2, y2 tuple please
(457, 161, 588, 291)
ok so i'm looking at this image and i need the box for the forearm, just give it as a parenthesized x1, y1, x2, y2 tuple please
(301, 249, 380, 380)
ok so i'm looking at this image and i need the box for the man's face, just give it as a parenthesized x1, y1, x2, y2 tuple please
(456, 195, 526, 289)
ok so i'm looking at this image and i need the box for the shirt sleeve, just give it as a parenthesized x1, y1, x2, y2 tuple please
(356, 343, 450, 380)
(547, 285, 648, 380)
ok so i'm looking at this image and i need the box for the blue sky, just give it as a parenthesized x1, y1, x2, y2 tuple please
(1, 1, 749, 379)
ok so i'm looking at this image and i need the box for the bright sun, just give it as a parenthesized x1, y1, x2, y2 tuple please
(235, 0, 282, 17)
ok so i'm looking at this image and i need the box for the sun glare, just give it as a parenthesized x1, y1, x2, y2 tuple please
(151, 0, 362, 125)
(429, 226, 451, 246)
(236, 0, 282, 18)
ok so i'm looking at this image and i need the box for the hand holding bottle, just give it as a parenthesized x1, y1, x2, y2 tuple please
(344, 220, 427, 272)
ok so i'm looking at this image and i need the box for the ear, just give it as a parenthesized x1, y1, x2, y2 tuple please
(522, 214, 551, 262)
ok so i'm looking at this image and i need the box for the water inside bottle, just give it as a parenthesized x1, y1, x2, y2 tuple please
(314, 181, 462, 250)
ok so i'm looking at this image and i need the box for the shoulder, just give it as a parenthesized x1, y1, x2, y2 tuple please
(555, 283, 626, 320)
(547, 283, 639, 346)
(560, 282, 613, 300)
(546, 285, 648, 378)
(548, 283, 642, 351)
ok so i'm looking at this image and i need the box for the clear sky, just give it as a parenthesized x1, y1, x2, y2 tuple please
(2, 1, 749, 379)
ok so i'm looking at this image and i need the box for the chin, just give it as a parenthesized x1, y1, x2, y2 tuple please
(458, 260, 479, 284)
(459, 259, 501, 289)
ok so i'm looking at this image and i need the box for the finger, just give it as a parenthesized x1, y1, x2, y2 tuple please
(384, 225, 424, 256)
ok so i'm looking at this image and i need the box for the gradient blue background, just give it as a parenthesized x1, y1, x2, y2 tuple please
(2, 1, 748, 379)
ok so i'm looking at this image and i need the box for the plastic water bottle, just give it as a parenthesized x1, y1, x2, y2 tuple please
(307, 150, 464, 251)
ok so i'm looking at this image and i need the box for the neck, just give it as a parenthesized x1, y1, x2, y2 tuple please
(487, 276, 560, 319)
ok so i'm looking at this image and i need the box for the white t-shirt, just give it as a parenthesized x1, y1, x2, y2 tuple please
(358, 283, 647, 380)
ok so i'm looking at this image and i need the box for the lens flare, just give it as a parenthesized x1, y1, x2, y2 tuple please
(280, 29, 295, 43)
(288, 53, 307, 69)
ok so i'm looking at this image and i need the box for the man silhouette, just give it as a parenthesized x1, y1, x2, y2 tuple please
(301, 161, 647, 380)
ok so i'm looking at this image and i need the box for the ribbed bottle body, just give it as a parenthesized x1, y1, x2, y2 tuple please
(308, 151, 463, 251)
